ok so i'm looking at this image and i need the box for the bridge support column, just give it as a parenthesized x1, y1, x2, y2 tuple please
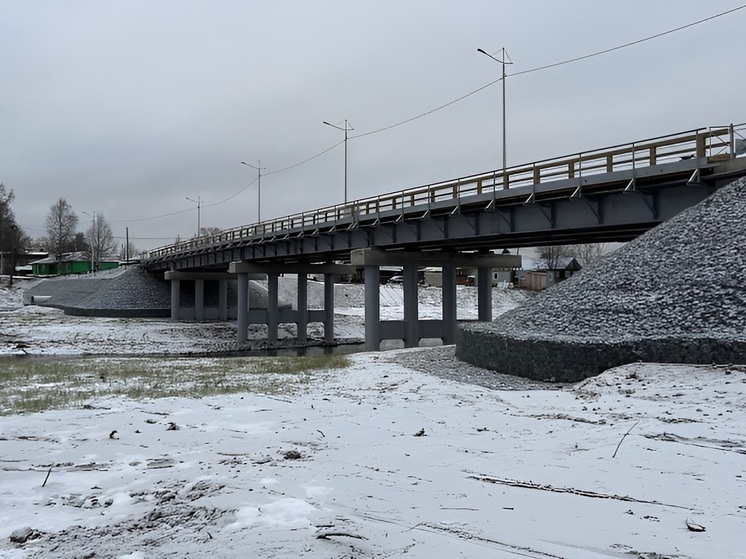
(297, 272, 308, 343)
(364, 265, 381, 351)
(477, 266, 492, 322)
(442, 262, 457, 344)
(194, 279, 204, 321)
(170, 278, 180, 321)
(324, 273, 335, 344)
(403, 264, 419, 347)
(237, 273, 249, 344)
(218, 279, 228, 321)
(267, 272, 279, 344)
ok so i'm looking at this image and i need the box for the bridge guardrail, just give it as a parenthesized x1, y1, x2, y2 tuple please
(145, 123, 745, 261)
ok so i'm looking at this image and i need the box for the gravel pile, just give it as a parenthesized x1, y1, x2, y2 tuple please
(457, 176, 746, 382)
(388, 346, 561, 390)
(25, 267, 171, 317)
(24, 268, 294, 318)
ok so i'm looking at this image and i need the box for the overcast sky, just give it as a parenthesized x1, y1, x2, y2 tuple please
(2, 1, 745, 253)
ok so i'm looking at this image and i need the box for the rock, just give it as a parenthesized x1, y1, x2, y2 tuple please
(10, 526, 40, 544)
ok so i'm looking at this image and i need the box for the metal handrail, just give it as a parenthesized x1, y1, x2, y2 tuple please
(145, 123, 744, 261)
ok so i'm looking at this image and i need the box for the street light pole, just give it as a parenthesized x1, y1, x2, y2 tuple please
(477, 47, 513, 179)
(323, 119, 354, 204)
(186, 196, 201, 237)
(82, 210, 96, 273)
(241, 161, 265, 223)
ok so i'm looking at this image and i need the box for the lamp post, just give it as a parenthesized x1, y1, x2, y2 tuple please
(323, 119, 353, 204)
(186, 196, 201, 237)
(477, 47, 513, 178)
(9, 224, 16, 287)
(241, 161, 265, 223)
(82, 210, 96, 273)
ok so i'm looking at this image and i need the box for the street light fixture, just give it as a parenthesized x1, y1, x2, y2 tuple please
(477, 47, 513, 179)
(241, 161, 265, 223)
(323, 119, 353, 204)
(186, 196, 201, 237)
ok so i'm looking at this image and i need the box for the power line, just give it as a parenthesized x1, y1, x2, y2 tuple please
(203, 176, 258, 209)
(105, 3, 746, 225)
(351, 4, 746, 139)
(511, 4, 746, 78)
(264, 139, 345, 176)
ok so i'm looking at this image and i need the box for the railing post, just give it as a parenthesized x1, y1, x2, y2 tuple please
(650, 146, 657, 166)
(532, 164, 540, 184)
(696, 133, 706, 159)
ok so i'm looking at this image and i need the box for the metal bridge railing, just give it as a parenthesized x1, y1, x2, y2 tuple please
(145, 123, 745, 261)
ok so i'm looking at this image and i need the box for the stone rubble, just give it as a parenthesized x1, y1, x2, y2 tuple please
(456, 176, 746, 382)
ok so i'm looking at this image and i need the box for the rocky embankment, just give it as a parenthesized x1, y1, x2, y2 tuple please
(457, 176, 746, 382)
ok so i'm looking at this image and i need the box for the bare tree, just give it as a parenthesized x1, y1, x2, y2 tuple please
(0, 183, 23, 275)
(45, 198, 79, 262)
(119, 240, 140, 261)
(536, 245, 570, 270)
(86, 211, 117, 267)
(574, 243, 608, 267)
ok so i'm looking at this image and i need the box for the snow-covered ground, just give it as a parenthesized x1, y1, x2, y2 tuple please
(0, 278, 530, 356)
(1, 281, 745, 558)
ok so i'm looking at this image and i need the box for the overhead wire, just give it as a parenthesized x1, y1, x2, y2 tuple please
(351, 3, 746, 139)
(112, 3, 746, 225)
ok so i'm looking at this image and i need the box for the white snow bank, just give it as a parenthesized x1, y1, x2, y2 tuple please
(1, 355, 743, 558)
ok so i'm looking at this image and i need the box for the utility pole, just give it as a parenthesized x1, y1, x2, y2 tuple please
(186, 196, 201, 237)
(82, 211, 96, 273)
(241, 161, 265, 223)
(477, 47, 513, 180)
(323, 119, 354, 204)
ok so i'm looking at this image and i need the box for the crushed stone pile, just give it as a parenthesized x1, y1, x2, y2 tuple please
(24, 267, 171, 317)
(456, 176, 746, 382)
(24, 267, 293, 318)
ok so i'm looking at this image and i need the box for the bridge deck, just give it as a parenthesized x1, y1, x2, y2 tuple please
(144, 124, 746, 271)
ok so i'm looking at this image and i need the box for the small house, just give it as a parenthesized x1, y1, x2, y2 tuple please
(30, 252, 119, 276)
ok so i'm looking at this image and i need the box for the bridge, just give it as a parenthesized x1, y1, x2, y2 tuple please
(142, 123, 746, 350)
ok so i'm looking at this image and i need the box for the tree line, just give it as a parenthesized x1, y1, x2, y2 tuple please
(0, 185, 139, 275)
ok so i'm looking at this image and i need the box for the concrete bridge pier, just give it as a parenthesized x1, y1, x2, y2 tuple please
(442, 262, 457, 345)
(351, 249, 520, 351)
(229, 261, 355, 347)
(324, 274, 335, 344)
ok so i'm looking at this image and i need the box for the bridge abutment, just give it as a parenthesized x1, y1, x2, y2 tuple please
(166, 272, 234, 322)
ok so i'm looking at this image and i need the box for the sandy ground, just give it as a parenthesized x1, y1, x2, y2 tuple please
(1, 281, 745, 558)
